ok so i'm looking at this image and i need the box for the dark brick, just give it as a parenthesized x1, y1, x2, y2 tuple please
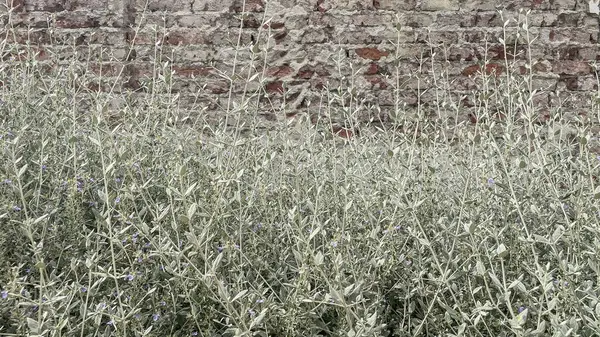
(296, 65, 314, 79)
(230, 0, 264, 12)
(55, 13, 101, 29)
(560, 75, 579, 91)
(265, 81, 284, 94)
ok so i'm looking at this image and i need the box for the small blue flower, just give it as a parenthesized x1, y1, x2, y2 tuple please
(125, 274, 134, 281)
(487, 178, 495, 187)
(80, 287, 87, 293)
(107, 320, 114, 326)
(13, 206, 21, 211)
(152, 313, 160, 321)
(115, 196, 121, 203)
(191, 332, 198, 336)
(1, 290, 7, 299)
(256, 299, 264, 303)
(518, 306, 526, 313)
(2, 179, 11, 184)
(331, 241, 338, 247)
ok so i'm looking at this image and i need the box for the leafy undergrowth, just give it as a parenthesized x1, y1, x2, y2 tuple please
(1, 88, 600, 336)
(1, 10, 600, 337)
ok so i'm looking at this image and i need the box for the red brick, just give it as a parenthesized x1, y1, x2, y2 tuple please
(487, 44, 528, 60)
(365, 63, 383, 75)
(462, 63, 504, 77)
(296, 66, 314, 79)
(355, 47, 389, 61)
(265, 81, 284, 94)
(296, 64, 330, 79)
(332, 125, 358, 139)
(273, 30, 288, 43)
(266, 65, 294, 78)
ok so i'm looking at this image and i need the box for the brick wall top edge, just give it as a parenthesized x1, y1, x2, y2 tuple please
(3, 0, 599, 116)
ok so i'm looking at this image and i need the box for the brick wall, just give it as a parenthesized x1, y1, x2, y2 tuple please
(1, 0, 599, 129)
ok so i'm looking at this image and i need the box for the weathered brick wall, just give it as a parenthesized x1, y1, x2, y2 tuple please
(2, 0, 599, 128)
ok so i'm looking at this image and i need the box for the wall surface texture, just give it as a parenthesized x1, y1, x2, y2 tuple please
(2, 0, 600, 128)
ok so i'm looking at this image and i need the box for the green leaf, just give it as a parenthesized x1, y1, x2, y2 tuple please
(185, 182, 197, 196)
(88, 136, 101, 147)
(511, 308, 528, 327)
(27, 318, 39, 334)
(488, 272, 502, 289)
(532, 320, 546, 335)
(314, 251, 323, 266)
(17, 164, 28, 177)
(496, 243, 508, 259)
(211, 253, 223, 273)
(465, 221, 478, 234)
(309, 227, 320, 241)
(231, 289, 248, 302)
(33, 214, 48, 224)
(105, 161, 115, 174)
(367, 312, 377, 327)
(250, 308, 267, 328)
(187, 203, 197, 219)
